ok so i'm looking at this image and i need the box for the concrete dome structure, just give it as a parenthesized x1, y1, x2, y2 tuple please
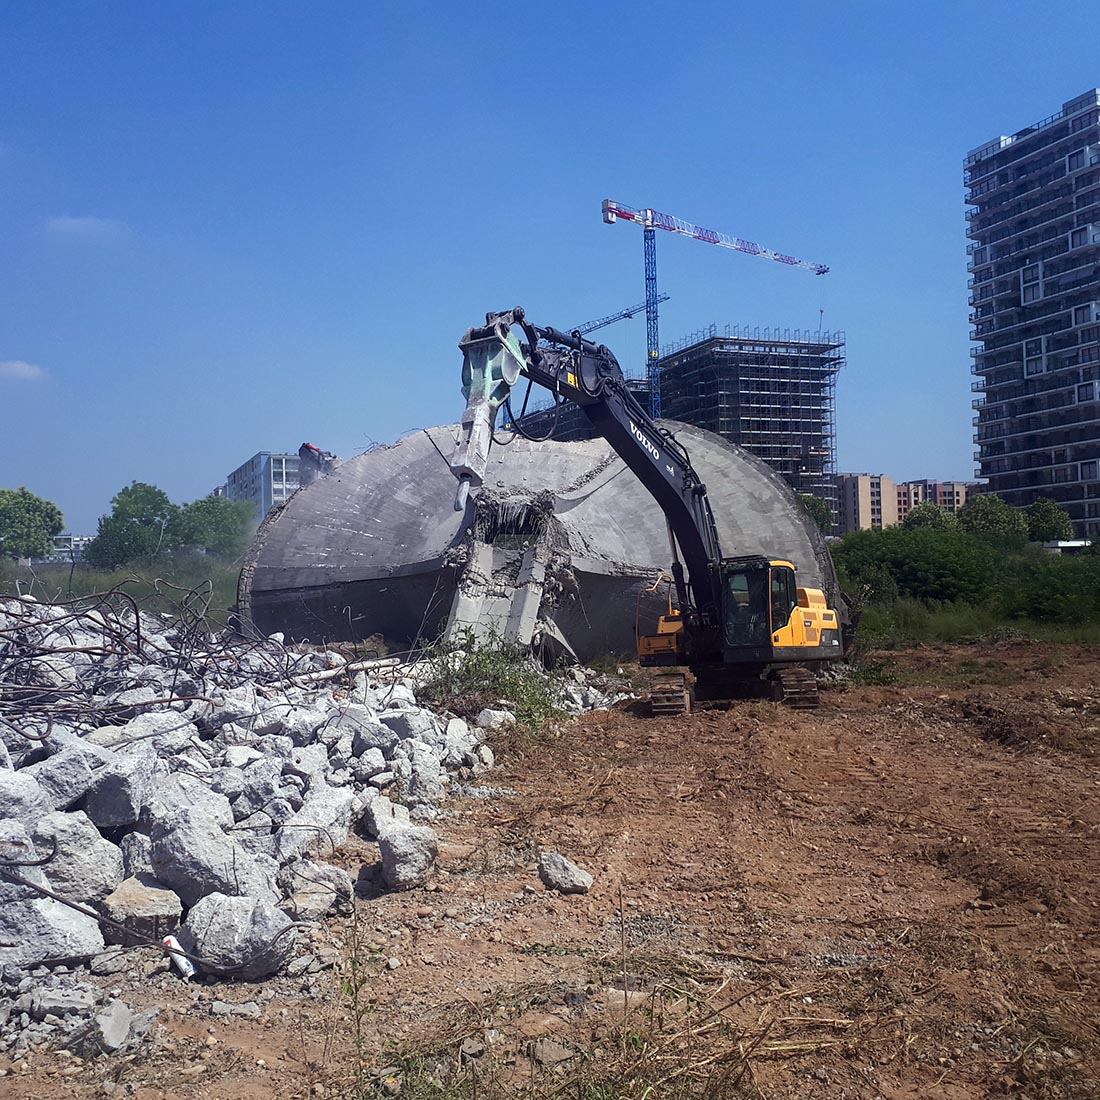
(237, 421, 840, 660)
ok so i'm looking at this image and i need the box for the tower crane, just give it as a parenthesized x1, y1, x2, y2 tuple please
(601, 199, 829, 417)
(568, 294, 669, 338)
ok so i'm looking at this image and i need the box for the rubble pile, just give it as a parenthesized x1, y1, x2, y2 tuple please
(0, 591, 551, 1055)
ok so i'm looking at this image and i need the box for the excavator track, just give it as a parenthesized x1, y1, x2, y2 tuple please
(650, 671, 692, 717)
(770, 666, 820, 710)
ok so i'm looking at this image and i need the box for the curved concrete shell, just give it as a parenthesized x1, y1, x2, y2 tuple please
(237, 421, 840, 660)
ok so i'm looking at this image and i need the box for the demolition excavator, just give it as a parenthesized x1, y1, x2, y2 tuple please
(449, 308, 844, 714)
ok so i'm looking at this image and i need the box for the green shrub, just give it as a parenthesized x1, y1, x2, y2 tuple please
(835, 527, 999, 605)
(420, 634, 560, 729)
(996, 552, 1100, 623)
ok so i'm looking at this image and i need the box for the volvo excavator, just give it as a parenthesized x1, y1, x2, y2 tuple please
(449, 308, 845, 714)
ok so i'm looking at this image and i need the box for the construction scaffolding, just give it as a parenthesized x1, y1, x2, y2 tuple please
(658, 324, 845, 513)
(515, 323, 845, 515)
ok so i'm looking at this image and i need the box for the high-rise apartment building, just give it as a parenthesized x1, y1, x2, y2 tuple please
(836, 474, 898, 534)
(225, 452, 301, 518)
(966, 89, 1100, 536)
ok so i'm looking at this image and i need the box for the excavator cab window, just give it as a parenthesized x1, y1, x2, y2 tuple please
(769, 566, 798, 632)
(723, 565, 769, 647)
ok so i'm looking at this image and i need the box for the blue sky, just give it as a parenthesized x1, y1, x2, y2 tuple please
(1, 1, 1097, 532)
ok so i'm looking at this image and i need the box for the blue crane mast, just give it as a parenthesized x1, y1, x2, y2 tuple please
(601, 199, 829, 418)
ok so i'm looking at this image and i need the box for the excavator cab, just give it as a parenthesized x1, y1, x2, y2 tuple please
(720, 556, 841, 662)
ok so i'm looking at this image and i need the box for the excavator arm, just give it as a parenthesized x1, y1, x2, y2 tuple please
(450, 308, 724, 639)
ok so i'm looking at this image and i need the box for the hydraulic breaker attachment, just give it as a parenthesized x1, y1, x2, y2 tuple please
(449, 313, 527, 510)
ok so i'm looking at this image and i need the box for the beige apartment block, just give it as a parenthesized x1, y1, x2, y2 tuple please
(897, 480, 979, 521)
(836, 473, 898, 534)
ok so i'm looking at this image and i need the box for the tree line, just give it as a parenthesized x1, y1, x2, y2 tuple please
(831, 495, 1100, 624)
(0, 483, 256, 568)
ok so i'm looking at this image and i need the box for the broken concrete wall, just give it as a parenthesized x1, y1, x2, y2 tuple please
(238, 421, 839, 660)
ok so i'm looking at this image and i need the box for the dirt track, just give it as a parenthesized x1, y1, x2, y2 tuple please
(3, 640, 1098, 1099)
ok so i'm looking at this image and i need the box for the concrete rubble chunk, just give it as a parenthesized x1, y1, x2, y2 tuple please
(84, 745, 162, 829)
(28, 654, 80, 691)
(352, 746, 387, 781)
(380, 708, 445, 749)
(205, 766, 247, 802)
(362, 795, 411, 838)
(181, 892, 297, 980)
(0, 771, 50, 825)
(378, 824, 439, 890)
(150, 806, 279, 907)
(392, 740, 446, 805)
(101, 874, 183, 947)
(380, 682, 418, 709)
(23, 749, 96, 811)
(89, 999, 133, 1053)
(31, 811, 124, 906)
(444, 717, 477, 767)
(211, 999, 261, 1018)
(230, 757, 286, 820)
(203, 683, 261, 730)
(88, 711, 199, 756)
(476, 708, 517, 730)
(284, 743, 329, 782)
(278, 860, 353, 922)
(224, 745, 265, 769)
(0, 891, 105, 969)
(276, 705, 331, 747)
(538, 851, 593, 894)
(333, 705, 399, 757)
(141, 771, 235, 832)
(120, 832, 154, 878)
(274, 785, 355, 863)
(110, 686, 161, 719)
(31, 987, 98, 1019)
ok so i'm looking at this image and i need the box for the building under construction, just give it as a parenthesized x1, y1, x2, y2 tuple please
(517, 324, 845, 514)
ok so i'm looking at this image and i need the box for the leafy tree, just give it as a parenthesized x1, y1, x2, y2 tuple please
(902, 502, 957, 530)
(1025, 497, 1074, 542)
(0, 487, 64, 559)
(177, 496, 256, 557)
(84, 482, 181, 569)
(957, 494, 1028, 546)
(798, 493, 833, 535)
(834, 526, 999, 605)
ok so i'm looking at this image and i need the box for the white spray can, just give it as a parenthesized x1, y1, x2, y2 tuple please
(162, 934, 197, 980)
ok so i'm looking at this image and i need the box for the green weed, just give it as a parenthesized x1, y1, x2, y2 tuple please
(419, 632, 562, 731)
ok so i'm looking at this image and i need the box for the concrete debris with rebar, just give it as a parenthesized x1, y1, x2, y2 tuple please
(0, 592, 627, 1056)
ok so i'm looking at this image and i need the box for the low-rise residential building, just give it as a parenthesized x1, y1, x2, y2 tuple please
(225, 452, 301, 518)
(35, 534, 94, 563)
(836, 473, 898, 534)
(896, 480, 981, 522)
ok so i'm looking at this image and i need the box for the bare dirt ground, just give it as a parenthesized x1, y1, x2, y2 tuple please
(2, 640, 1098, 1099)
